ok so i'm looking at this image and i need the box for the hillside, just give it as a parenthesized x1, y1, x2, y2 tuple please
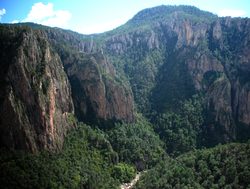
(101, 5, 250, 145)
(0, 5, 249, 188)
(135, 142, 250, 189)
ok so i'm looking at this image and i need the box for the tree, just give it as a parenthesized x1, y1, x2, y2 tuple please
(112, 163, 136, 183)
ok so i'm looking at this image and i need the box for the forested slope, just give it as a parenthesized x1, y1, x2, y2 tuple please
(0, 5, 250, 189)
(136, 142, 250, 189)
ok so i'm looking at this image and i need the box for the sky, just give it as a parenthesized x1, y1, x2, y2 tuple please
(0, 0, 249, 34)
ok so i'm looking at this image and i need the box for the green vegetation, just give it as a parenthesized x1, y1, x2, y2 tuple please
(111, 5, 216, 34)
(0, 123, 119, 189)
(153, 95, 204, 156)
(0, 116, 165, 188)
(108, 115, 165, 170)
(1, 4, 250, 189)
(203, 71, 224, 87)
(112, 163, 136, 183)
(151, 51, 196, 113)
(135, 142, 250, 189)
(107, 49, 165, 114)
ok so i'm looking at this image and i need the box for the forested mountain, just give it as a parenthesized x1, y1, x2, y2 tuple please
(0, 5, 249, 188)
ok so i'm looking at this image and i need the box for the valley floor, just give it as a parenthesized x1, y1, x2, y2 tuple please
(121, 172, 142, 189)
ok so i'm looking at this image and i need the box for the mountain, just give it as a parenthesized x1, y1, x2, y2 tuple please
(0, 25, 135, 152)
(0, 5, 250, 188)
(102, 5, 250, 145)
(1, 4, 250, 151)
(0, 26, 74, 152)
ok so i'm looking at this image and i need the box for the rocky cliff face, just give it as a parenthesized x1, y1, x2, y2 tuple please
(206, 18, 250, 142)
(0, 5, 249, 151)
(45, 30, 135, 124)
(64, 52, 134, 124)
(100, 6, 250, 143)
(0, 25, 135, 152)
(0, 27, 74, 152)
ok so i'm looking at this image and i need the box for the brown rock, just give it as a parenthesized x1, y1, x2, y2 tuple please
(0, 28, 74, 152)
(66, 53, 134, 124)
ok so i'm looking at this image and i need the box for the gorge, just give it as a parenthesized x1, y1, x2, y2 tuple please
(0, 5, 249, 189)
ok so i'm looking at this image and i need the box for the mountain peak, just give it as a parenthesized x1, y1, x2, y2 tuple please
(128, 5, 217, 25)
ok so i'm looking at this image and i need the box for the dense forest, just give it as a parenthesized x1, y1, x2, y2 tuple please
(135, 142, 250, 189)
(0, 116, 164, 189)
(1, 116, 249, 189)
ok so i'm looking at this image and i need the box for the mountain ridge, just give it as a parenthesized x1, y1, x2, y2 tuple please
(0, 5, 250, 189)
(127, 5, 217, 25)
(0, 4, 250, 150)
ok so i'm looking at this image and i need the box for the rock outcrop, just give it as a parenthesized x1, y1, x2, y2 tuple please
(0, 5, 249, 151)
(0, 27, 74, 152)
(100, 6, 250, 143)
(45, 30, 135, 124)
(64, 52, 134, 124)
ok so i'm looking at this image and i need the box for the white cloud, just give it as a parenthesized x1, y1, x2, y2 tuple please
(218, 9, 247, 17)
(0, 8, 6, 21)
(11, 20, 19, 24)
(23, 2, 71, 28)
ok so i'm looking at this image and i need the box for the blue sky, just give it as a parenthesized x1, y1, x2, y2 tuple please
(0, 0, 249, 34)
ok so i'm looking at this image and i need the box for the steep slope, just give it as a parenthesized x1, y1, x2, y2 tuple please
(65, 52, 134, 124)
(102, 6, 217, 113)
(0, 119, 165, 189)
(206, 18, 250, 143)
(45, 28, 135, 125)
(100, 5, 250, 145)
(0, 5, 249, 189)
(0, 5, 249, 150)
(0, 26, 74, 152)
(0, 24, 135, 152)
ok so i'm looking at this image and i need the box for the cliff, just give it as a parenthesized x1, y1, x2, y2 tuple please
(45, 28, 135, 124)
(0, 5, 249, 151)
(64, 52, 134, 124)
(0, 25, 135, 152)
(100, 6, 250, 144)
(0, 26, 74, 152)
